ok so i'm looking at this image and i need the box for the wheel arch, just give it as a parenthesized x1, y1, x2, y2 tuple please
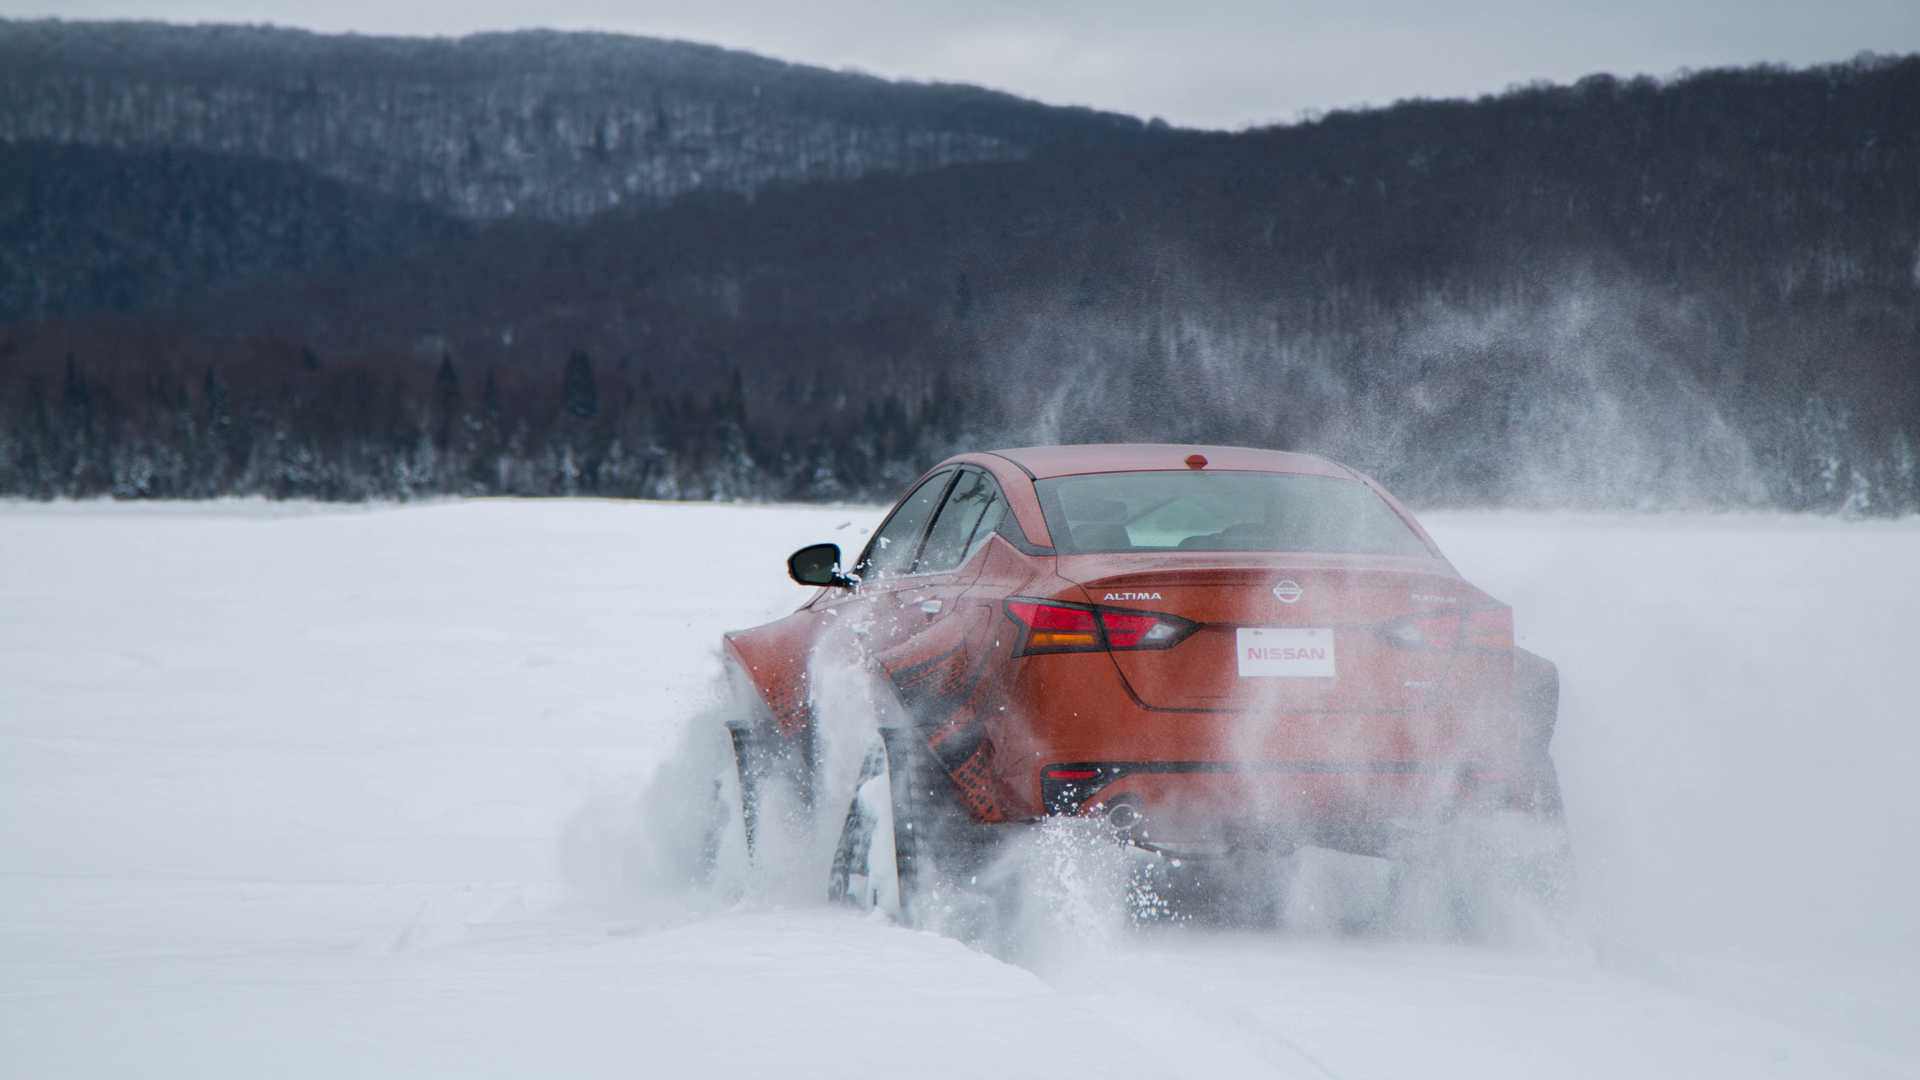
(720, 626, 813, 737)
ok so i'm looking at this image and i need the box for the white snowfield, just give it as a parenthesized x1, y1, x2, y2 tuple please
(3, 499, 1917, 1078)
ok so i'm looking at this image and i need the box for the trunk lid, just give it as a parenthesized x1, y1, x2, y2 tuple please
(1056, 552, 1501, 713)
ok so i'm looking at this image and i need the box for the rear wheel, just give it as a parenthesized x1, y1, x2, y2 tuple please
(724, 726, 763, 861)
(878, 726, 937, 924)
(719, 653, 824, 869)
(1388, 649, 1573, 941)
(841, 729, 958, 925)
(1507, 649, 1573, 910)
(826, 739, 900, 916)
(828, 729, 1008, 934)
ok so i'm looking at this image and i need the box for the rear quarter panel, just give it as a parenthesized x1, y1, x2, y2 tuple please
(722, 609, 819, 736)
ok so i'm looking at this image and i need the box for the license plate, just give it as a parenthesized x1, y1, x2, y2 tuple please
(1236, 627, 1336, 677)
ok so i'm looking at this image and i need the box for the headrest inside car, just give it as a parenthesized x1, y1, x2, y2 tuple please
(1066, 496, 1129, 523)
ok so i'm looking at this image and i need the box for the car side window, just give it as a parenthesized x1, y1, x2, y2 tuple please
(965, 485, 1009, 564)
(915, 470, 1004, 574)
(859, 470, 953, 582)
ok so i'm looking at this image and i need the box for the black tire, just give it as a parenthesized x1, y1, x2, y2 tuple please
(878, 726, 931, 925)
(1511, 648, 1566, 820)
(1383, 650, 1573, 940)
(1483, 648, 1575, 932)
(719, 651, 826, 867)
(724, 719, 822, 867)
(724, 725, 763, 861)
(827, 739, 892, 909)
(875, 725, 1006, 930)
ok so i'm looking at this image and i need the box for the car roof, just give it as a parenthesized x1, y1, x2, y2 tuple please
(985, 443, 1356, 481)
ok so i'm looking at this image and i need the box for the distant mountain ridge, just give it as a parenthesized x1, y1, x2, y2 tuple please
(1, 21, 1915, 514)
(0, 19, 1158, 221)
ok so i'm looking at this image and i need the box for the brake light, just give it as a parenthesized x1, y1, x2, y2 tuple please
(1006, 600, 1100, 651)
(1465, 607, 1514, 650)
(1388, 613, 1463, 649)
(1383, 607, 1513, 652)
(1098, 610, 1163, 648)
(1004, 598, 1196, 655)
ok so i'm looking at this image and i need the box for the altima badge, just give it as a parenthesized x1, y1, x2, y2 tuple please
(1272, 580, 1303, 603)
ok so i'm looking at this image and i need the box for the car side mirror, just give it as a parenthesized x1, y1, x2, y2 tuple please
(787, 542, 854, 589)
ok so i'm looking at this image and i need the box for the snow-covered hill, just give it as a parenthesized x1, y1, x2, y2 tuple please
(0, 21, 1143, 223)
(3, 500, 1915, 1077)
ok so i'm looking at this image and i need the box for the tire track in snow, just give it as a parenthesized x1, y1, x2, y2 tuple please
(1137, 964, 1346, 1080)
(1056, 953, 1345, 1080)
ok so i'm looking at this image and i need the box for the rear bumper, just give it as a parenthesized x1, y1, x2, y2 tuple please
(980, 647, 1531, 843)
(992, 701, 1515, 817)
(1040, 758, 1456, 815)
(1036, 758, 1480, 857)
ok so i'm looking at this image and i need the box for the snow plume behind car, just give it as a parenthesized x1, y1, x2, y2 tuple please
(575, 501, 1918, 1055)
(1210, 673, 1575, 946)
(1001, 268, 1774, 512)
(676, 598, 1159, 965)
(555, 663, 752, 915)
(555, 615, 912, 917)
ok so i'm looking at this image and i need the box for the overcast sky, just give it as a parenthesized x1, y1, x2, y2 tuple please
(9, 2, 1919, 129)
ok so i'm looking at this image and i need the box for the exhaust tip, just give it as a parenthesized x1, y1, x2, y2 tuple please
(1106, 801, 1144, 832)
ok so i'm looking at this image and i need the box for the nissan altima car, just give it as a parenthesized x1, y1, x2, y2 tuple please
(721, 444, 1564, 925)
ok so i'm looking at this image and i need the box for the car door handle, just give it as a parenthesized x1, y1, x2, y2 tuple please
(918, 599, 943, 615)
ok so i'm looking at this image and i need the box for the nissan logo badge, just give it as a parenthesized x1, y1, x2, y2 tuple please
(1272, 580, 1303, 603)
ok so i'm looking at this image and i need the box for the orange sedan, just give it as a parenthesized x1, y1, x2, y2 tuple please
(723, 444, 1564, 923)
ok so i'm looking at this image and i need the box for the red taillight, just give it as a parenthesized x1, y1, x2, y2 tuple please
(1465, 607, 1514, 650)
(1098, 610, 1160, 648)
(1004, 598, 1195, 655)
(1005, 600, 1100, 652)
(1395, 614, 1463, 649)
(1044, 767, 1100, 781)
(1384, 607, 1513, 652)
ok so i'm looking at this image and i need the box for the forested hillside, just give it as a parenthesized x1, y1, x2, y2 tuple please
(0, 141, 466, 322)
(1, 21, 1915, 512)
(0, 20, 1153, 222)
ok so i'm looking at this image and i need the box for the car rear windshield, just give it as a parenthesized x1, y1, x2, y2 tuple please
(1034, 471, 1433, 557)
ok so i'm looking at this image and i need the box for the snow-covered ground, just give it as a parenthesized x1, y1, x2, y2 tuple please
(3, 499, 1916, 1078)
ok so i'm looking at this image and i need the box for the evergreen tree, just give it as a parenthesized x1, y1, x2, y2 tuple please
(432, 354, 460, 450)
(563, 350, 598, 420)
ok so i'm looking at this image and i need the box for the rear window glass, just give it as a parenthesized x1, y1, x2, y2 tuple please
(1034, 471, 1432, 557)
